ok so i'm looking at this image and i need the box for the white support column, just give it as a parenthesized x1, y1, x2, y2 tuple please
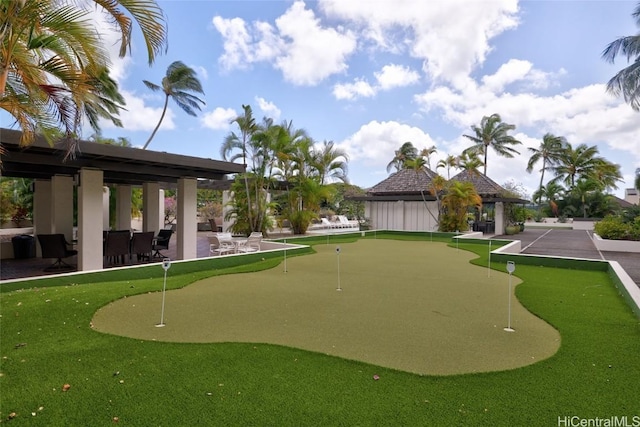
(177, 177, 197, 260)
(222, 190, 233, 233)
(495, 202, 505, 235)
(116, 185, 132, 231)
(103, 186, 111, 230)
(143, 182, 161, 233)
(78, 168, 104, 271)
(51, 175, 74, 241)
(33, 179, 52, 257)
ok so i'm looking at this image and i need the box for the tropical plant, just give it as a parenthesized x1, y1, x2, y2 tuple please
(635, 167, 640, 190)
(310, 140, 349, 185)
(532, 181, 565, 217)
(551, 143, 619, 189)
(602, 2, 640, 110)
(419, 145, 438, 170)
(439, 181, 482, 232)
(462, 113, 521, 176)
(0, 0, 166, 154)
(456, 151, 484, 173)
(526, 133, 566, 206)
(386, 141, 417, 173)
(142, 61, 205, 149)
(436, 154, 457, 179)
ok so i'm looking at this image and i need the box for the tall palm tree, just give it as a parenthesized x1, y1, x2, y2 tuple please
(526, 133, 567, 206)
(602, 3, 640, 110)
(311, 140, 349, 185)
(462, 113, 521, 176)
(552, 143, 603, 189)
(419, 145, 437, 170)
(221, 105, 259, 231)
(386, 141, 417, 173)
(142, 61, 205, 149)
(436, 154, 457, 179)
(635, 168, 640, 190)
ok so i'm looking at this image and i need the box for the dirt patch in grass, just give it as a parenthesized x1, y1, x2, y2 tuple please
(92, 240, 560, 375)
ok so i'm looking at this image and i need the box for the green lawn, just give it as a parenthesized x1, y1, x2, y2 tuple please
(1, 233, 639, 425)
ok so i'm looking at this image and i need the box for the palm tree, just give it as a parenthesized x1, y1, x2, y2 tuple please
(142, 61, 205, 149)
(419, 145, 438, 170)
(456, 151, 484, 173)
(526, 133, 567, 207)
(310, 140, 349, 185)
(552, 143, 603, 189)
(440, 181, 482, 232)
(635, 168, 640, 190)
(386, 142, 417, 173)
(462, 113, 521, 175)
(0, 0, 166, 154)
(532, 181, 565, 216)
(602, 3, 640, 110)
(436, 154, 457, 179)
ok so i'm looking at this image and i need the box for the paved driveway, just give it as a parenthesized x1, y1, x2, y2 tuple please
(495, 228, 640, 286)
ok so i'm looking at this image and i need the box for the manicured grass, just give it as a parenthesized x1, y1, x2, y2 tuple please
(1, 234, 639, 425)
(92, 240, 560, 375)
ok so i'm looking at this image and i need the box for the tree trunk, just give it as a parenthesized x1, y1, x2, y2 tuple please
(143, 95, 169, 149)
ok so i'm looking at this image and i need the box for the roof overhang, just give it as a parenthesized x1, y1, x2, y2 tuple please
(0, 128, 245, 185)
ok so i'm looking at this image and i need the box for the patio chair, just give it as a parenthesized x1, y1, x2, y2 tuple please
(209, 234, 234, 256)
(209, 218, 222, 232)
(130, 231, 154, 262)
(104, 230, 131, 265)
(236, 232, 263, 253)
(37, 234, 78, 271)
(152, 229, 173, 258)
(321, 217, 336, 229)
(337, 215, 359, 228)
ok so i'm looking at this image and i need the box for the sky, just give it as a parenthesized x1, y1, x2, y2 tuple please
(16, 1, 640, 199)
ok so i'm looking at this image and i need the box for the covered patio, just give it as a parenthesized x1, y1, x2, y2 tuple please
(0, 128, 244, 276)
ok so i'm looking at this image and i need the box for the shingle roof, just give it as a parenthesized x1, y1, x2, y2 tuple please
(449, 169, 505, 196)
(368, 168, 438, 195)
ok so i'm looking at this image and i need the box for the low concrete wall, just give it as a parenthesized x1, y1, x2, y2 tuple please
(493, 239, 521, 254)
(593, 233, 640, 253)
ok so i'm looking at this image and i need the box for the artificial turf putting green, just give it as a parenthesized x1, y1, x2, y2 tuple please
(92, 239, 560, 375)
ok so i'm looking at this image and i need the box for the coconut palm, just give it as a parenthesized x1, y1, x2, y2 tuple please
(436, 154, 457, 179)
(635, 168, 640, 190)
(552, 143, 603, 189)
(0, 0, 165, 157)
(532, 181, 565, 216)
(419, 145, 438, 170)
(142, 61, 205, 149)
(526, 133, 567, 206)
(386, 142, 417, 173)
(602, 3, 640, 110)
(462, 113, 521, 176)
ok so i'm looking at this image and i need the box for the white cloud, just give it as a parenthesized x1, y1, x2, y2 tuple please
(337, 120, 437, 166)
(213, 1, 357, 85)
(191, 65, 209, 81)
(212, 16, 253, 70)
(374, 64, 420, 90)
(102, 90, 174, 132)
(333, 79, 375, 100)
(319, 0, 519, 87)
(201, 107, 237, 130)
(255, 97, 281, 121)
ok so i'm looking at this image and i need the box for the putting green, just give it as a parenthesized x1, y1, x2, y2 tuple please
(92, 239, 560, 375)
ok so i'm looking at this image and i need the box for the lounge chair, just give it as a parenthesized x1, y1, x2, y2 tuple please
(37, 233, 78, 271)
(209, 234, 234, 256)
(321, 217, 337, 229)
(152, 229, 173, 258)
(337, 215, 359, 229)
(236, 232, 263, 253)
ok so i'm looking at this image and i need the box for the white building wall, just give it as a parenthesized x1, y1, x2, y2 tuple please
(369, 200, 439, 231)
(51, 175, 74, 241)
(143, 182, 161, 233)
(116, 185, 132, 231)
(33, 179, 52, 257)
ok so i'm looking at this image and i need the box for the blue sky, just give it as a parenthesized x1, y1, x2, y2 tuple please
(26, 1, 640, 198)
